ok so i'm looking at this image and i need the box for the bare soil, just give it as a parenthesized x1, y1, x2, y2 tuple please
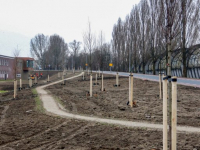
(46, 73, 200, 127)
(0, 72, 199, 150)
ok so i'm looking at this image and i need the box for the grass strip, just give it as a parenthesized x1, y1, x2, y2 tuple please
(31, 88, 45, 113)
(0, 90, 8, 94)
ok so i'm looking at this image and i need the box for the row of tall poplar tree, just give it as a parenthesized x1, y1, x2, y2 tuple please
(112, 0, 200, 77)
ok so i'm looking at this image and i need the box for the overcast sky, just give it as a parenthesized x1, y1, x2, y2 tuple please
(0, 0, 140, 57)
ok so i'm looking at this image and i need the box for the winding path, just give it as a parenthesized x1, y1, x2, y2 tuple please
(36, 72, 200, 133)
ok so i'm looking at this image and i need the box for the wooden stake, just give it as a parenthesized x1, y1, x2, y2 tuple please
(29, 78, 30, 88)
(29, 78, 32, 88)
(14, 80, 16, 99)
(48, 75, 49, 82)
(30, 78, 32, 87)
(116, 72, 119, 86)
(15, 80, 17, 96)
(35, 76, 37, 84)
(20, 78, 22, 89)
(172, 76, 177, 150)
(159, 73, 162, 99)
(129, 73, 131, 105)
(90, 74, 92, 97)
(130, 73, 133, 107)
(62, 75, 65, 85)
(83, 72, 85, 80)
(58, 72, 60, 78)
(96, 74, 98, 84)
(163, 76, 168, 150)
(101, 74, 104, 91)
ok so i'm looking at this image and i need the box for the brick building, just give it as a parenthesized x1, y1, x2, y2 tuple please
(0, 55, 34, 80)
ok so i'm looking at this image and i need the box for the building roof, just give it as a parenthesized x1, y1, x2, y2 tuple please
(0, 55, 34, 60)
(0, 54, 14, 59)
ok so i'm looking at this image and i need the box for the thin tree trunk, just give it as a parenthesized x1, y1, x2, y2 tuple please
(153, 60, 156, 75)
(182, 0, 187, 77)
(167, 40, 172, 150)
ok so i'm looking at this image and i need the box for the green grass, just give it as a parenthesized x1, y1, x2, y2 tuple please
(0, 90, 8, 93)
(32, 88, 45, 113)
(0, 79, 13, 82)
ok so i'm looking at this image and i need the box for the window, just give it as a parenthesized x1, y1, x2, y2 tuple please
(26, 60, 34, 68)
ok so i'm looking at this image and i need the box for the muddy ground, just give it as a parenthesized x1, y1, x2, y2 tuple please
(46, 73, 200, 128)
(0, 71, 199, 150)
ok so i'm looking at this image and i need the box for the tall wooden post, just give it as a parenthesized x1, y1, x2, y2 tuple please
(30, 78, 32, 87)
(29, 78, 30, 88)
(130, 73, 133, 107)
(15, 80, 17, 96)
(96, 74, 98, 84)
(101, 74, 104, 91)
(116, 72, 119, 86)
(35, 76, 37, 84)
(90, 74, 92, 97)
(48, 75, 50, 82)
(159, 73, 162, 99)
(129, 73, 131, 105)
(163, 76, 168, 150)
(14, 80, 16, 99)
(29, 78, 32, 88)
(58, 72, 60, 78)
(172, 76, 177, 150)
(83, 72, 85, 80)
(20, 78, 22, 90)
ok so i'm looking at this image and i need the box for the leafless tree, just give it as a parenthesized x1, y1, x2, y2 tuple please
(30, 34, 48, 69)
(180, 0, 200, 77)
(97, 31, 105, 71)
(13, 47, 21, 80)
(112, 18, 124, 71)
(164, 0, 181, 148)
(139, 0, 150, 74)
(83, 20, 96, 73)
(48, 34, 68, 70)
(69, 40, 81, 69)
(129, 5, 140, 73)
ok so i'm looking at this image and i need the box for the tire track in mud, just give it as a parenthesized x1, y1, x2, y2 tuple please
(0, 105, 9, 129)
(0, 119, 70, 148)
(32, 123, 93, 150)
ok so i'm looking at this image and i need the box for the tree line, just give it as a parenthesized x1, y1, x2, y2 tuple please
(30, 0, 200, 78)
(30, 34, 68, 70)
(30, 32, 112, 71)
(112, 0, 200, 77)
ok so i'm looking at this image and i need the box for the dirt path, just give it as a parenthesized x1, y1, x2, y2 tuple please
(36, 72, 200, 134)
